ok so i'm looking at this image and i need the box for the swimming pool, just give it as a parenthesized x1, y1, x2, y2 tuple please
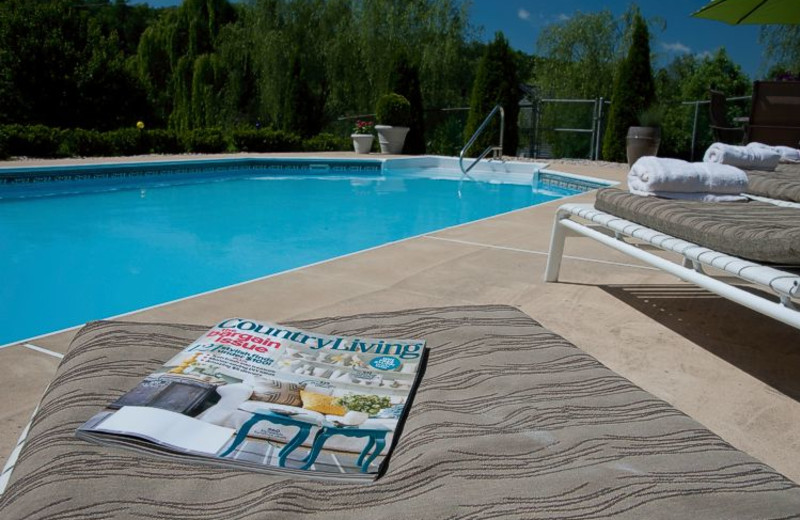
(0, 157, 611, 346)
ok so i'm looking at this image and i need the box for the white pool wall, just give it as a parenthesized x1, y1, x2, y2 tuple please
(382, 156, 617, 188)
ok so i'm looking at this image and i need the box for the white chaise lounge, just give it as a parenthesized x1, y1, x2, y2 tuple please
(545, 189, 800, 330)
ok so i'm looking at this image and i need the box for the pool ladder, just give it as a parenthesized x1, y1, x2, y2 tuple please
(459, 104, 505, 176)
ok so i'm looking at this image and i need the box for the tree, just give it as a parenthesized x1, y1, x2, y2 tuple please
(464, 32, 520, 156)
(602, 13, 655, 162)
(136, 0, 236, 131)
(355, 0, 472, 112)
(653, 49, 750, 161)
(244, 0, 472, 139)
(534, 10, 620, 99)
(74, 19, 150, 130)
(681, 48, 750, 100)
(533, 10, 622, 158)
(0, 0, 152, 129)
(0, 0, 475, 140)
(654, 54, 698, 160)
(280, 55, 327, 137)
(680, 49, 749, 159)
(389, 51, 425, 154)
(760, 25, 800, 76)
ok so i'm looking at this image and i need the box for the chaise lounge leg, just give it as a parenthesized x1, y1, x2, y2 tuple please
(544, 210, 570, 282)
(682, 257, 706, 274)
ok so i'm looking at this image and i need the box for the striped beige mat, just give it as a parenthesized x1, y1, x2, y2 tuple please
(2, 305, 799, 519)
(595, 187, 800, 264)
(746, 163, 800, 204)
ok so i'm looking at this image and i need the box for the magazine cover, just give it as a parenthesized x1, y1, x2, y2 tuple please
(76, 318, 427, 482)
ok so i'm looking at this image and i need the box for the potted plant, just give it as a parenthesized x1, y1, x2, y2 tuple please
(351, 119, 374, 154)
(626, 104, 663, 167)
(375, 93, 411, 154)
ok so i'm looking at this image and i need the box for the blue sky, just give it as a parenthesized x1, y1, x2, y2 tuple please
(471, 0, 763, 78)
(135, 0, 764, 79)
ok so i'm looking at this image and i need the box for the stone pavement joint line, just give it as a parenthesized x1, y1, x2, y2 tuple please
(20, 344, 64, 359)
(423, 235, 659, 272)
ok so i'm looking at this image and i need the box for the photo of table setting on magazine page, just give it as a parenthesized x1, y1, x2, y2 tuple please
(76, 318, 428, 482)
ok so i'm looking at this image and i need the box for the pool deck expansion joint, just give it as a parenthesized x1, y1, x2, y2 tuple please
(423, 235, 658, 272)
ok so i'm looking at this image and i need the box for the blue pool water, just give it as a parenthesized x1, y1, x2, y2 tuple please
(0, 164, 591, 345)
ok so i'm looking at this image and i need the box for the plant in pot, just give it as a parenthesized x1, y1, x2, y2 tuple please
(626, 104, 663, 167)
(351, 119, 375, 154)
(375, 93, 412, 154)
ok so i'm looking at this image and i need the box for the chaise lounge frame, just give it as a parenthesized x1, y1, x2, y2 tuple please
(544, 203, 800, 330)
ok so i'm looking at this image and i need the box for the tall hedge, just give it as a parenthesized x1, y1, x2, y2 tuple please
(464, 32, 520, 157)
(0, 124, 354, 159)
(602, 14, 656, 162)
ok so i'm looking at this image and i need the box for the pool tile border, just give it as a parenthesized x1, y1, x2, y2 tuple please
(0, 158, 383, 186)
(537, 171, 609, 192)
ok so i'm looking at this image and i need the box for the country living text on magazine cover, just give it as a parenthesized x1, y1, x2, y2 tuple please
(77, 317, 427, 481)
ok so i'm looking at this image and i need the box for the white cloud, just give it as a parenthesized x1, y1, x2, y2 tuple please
(557, 13, 570, 21)
(518, 8, 530, 21)
(661, 41, 691, 54)
(696, 50, 713, 59)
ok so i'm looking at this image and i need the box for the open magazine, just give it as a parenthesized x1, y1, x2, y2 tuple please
(77, 317, 427, 482)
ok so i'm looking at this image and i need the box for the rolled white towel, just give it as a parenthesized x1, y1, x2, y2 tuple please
(628, 188, 747, 202)
(628, 156, 748, 194)
(746, 141, 800, 163)
(703, 142, 780, 170)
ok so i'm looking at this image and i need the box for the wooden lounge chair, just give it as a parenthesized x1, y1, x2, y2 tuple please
(708, 89, 745, 144)
(745, 80, 800, 147)
(545, 189, 800, 330)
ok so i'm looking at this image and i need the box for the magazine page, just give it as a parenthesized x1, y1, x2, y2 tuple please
(77, 318, 427, 481)
(90, 406, 234, 454)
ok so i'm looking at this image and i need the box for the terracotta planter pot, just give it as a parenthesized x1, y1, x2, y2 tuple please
(375, 125, 409, 154)
(626, 126, 661, 167)
(351, 134, 374, 154)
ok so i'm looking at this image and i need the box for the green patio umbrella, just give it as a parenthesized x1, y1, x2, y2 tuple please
(692, 0, 800, 24)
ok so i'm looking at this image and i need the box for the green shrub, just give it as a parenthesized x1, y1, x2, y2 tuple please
(231, 129, 301, 152)
(302, 133, 349, 152)
(59, 128, 113, 157)
(105, 128, 148, 156)
(4, 124, 65, 158)
(425, 110, 468, 156)
(375, 93, 412, 127)
(637, 105, 664, 127)
(182, 128, 229, 153)
(143, 129, 183, 154)
(60, 128, 151, 157)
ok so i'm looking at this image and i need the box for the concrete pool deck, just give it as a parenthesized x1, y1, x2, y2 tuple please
(2, 153, 799, 486)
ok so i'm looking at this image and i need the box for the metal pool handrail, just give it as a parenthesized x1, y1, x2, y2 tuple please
(459, 104, 504, 175)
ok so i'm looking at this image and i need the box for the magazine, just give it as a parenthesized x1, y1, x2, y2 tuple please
(77, 317, 427, 482)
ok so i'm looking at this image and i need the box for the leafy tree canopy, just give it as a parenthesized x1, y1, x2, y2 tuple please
(534, 10, 621, 99)
(0, 0, 153, 129)
(759, 25, 800, 77)
(656, 49, 750, 160)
